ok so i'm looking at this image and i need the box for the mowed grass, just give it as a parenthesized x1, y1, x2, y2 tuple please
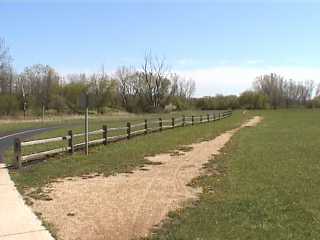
(0, 110, 219, 135)
(9, 110, 251, 192)
(4, 110, 225, 164)
(149, 109, 320, 240)
(0, 121, 56, 136)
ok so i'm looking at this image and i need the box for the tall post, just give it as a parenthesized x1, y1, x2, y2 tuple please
(182, 115, 185, 127)
(68, 130, 74, 154)
(144, 119, 148, 134)
(42, 104, 45, 123)
(200, 115, 203, 123)
(159, 118, 163, 131)
(23, 103, 26, 119)
(22, 84, 27, 120)
(85, 93, 89, 155)
(103, 125, 108, 145)
(172, 117, 175, 128)
(127, 122, 131, 139)
(14, 138, 22, 169)
(207, 114, 210, 122)
(192, 115, 194, 125)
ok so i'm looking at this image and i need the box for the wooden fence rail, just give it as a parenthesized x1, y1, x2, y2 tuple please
(13, 110, 232, 168)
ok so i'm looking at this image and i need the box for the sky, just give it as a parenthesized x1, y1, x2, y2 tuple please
(1, 0, 320, 96)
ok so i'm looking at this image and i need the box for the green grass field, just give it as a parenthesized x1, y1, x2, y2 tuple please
(149, 109, 320, 240)
(3, 110, 223, 165)
(9, 109, 320, 239)
(9, 110, 250, 193)
(0, 110, 205, 135)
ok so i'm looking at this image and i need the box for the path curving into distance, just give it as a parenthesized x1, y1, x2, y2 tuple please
(31, 116, 263, 240)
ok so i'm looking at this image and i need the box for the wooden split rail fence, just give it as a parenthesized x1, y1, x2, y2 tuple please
(13, 110, 232, 168)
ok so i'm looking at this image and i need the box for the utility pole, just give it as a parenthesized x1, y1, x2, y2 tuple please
(85, 93, 89, 155)
(21, 81, 27, 119)
(42, 104, 45, 123)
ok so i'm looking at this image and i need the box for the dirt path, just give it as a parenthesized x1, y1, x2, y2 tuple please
(31, 116, 262, 240)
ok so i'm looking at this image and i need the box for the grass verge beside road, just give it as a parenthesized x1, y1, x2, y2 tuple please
(149, 109, 320, 240)
(4, 110, 227, 166)
(9, 110, 251, 193)
(0, 110, 217, 135)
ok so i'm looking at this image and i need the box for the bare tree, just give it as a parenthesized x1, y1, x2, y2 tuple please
(88, 66, 119, 113)
(170, 74, 195, 99)
(316, 83, 320, 97)
(0, 38, 13, 94)
(139, 52, 170, 110)
(19, 64, 60, 110)
(116, 66, 138, 107)
(254, 73, 315, 108)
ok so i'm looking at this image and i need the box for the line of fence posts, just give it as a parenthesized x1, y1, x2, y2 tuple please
(159, 118, 163, 131)
(13, 111, 232, 169)
(14, 138, 22, 169)
(68, 130, 74, 154)
(103, 125, 107, 145)
(144, 120, 148, 134)
(127, 122, 131, 139)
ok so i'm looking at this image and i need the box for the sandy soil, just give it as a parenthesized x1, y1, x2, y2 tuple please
(31, 116, 262, 240)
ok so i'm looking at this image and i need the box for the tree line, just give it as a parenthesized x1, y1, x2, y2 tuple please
(0, 39, 195, 116)
(1, 37, 320, 116)
(196, 73, 320, 110)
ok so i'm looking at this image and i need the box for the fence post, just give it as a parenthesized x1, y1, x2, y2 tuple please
(192, 115, 194, 125)
(127, 122, 131, 139)
(207, 114, 210, 122)
(144, 119, 148, 134)
(182, 115, 185, 127)
(103, 125, 108, 145)
(172, 117, 175, 128)
(68, 130, 74, 154)
(200, 115, 202, 123)
(159, 118, 163, 131)
(14, 138, 22, 169)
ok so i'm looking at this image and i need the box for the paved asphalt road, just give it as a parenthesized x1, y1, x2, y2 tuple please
(0, 127, 57, 163)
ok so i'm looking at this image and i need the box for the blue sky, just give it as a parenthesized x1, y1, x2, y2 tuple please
(1, 1, 320, 96)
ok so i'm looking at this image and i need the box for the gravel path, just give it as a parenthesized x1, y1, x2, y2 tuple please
(31, 116, 263, 240)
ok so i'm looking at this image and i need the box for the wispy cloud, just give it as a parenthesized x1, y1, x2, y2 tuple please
(246, 59, 264, 65)
(57, 62, 320, 97)
(176, 58, 195, 66)
(177, 66, 320, 97)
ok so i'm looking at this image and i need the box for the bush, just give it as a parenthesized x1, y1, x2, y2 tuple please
(239, 91, 269, 109)
(0, 94, 19, 115)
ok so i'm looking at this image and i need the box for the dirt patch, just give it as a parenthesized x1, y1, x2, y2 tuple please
(31, 116, 262, 240)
